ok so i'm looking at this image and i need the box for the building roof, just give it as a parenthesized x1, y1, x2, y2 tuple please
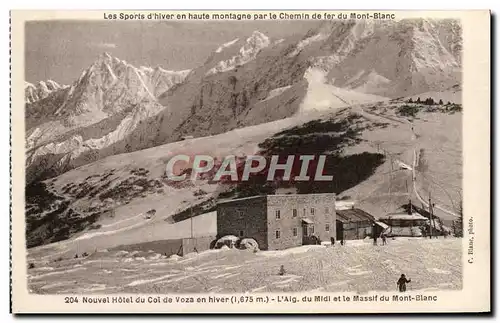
(217, 195, 266, 205)
(336, 208, 375, 223)
(335, 200, 356, 210)
(375, 221, 389, 229)
(217, 193, 336, 206)
(302, 218, 314, 224)
(379, 212, 428, 221)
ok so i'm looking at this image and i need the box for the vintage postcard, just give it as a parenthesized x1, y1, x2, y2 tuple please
(10, 10, 490, 313)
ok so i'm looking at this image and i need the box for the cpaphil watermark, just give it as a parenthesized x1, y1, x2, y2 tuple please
(165, 154, 334, 182)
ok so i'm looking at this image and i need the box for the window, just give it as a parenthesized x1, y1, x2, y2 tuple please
(303, 208, 306, 216)
(293, 209, 297, 217)
(311, 208, 315, 215)
(275, 210, 281, 219)
(275, 230, 281, 239)
(237, 210, 244, 218)
(293, 228, 298, 236)
(325, 224, 330, 232)
(239, 230, 244, 237)
(311, 226, 315, 234)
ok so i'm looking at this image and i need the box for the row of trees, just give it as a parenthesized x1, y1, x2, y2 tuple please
(407, 97, 451, 105)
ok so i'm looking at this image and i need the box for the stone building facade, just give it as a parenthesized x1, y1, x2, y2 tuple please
(216, 193, 336, 250)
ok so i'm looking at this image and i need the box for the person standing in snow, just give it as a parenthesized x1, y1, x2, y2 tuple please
(381, 233, 387, 245)
(397, 274, 411, 292)
(330, 237, 335, 246)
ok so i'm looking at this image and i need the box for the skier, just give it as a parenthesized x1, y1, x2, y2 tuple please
(278, 265, 286, 276)
(397, 274, 412, 292)
(373, 234, 378, 246)
(330, 237, 335, 246)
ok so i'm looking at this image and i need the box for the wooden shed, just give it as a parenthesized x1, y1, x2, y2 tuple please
(336, 208, 382, 240)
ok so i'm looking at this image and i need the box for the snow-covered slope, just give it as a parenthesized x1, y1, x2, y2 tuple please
(298, 68, 387, 113)
(28, 238, 461, 294)
(139, 66, 191, 97)
(26, 100, 462, 249)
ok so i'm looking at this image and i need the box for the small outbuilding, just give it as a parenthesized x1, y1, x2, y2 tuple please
(379, 212, 428, 237)
(336, 208, 382, 240)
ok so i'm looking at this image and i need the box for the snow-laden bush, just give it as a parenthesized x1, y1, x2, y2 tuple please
(216, 235, 239, 249)
(239, 238, 259, 252)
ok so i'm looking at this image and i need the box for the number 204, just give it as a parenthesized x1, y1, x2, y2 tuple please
(64, 297, 79, 303)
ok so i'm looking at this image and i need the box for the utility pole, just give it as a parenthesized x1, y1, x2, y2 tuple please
(406, 180, 412, 215)
(190, 206, 194, 239)
(389, 154, 393, 197)
(429, 193, 433, 239)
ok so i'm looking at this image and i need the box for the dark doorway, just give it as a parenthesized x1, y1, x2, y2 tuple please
(302, 223, 309, 238)
(301, 220, 314, 245)
(336, 220, 344, 241)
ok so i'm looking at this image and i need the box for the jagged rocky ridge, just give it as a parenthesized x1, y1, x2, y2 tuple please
(25, 53, 190, 183)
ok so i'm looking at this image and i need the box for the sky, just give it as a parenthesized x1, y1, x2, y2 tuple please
(25, 20, 320, 85)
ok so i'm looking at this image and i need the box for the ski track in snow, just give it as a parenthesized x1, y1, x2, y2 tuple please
(428, 268, 452, 275)
(127, 273, 180, 287)
(29, 267, 86, 280)
(210, 273, 235, 279)
(346, 265, 373, 276)
(251, 286, 268, 292)
(272, 275, 302, 285)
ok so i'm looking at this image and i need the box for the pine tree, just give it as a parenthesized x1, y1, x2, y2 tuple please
(408, 98, 414, 103)
(439, 99, 443, 105)
(416, 97, 421, 103)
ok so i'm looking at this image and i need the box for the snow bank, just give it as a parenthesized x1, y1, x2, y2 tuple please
(258, 245, 325, 257)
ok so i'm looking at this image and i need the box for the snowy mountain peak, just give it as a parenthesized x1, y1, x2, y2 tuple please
(240, 30, 271, 57)
(294, 19, 462, 97)
(247, 30, 270, 46)
(25, 79, 67, 104)
(69, 52, 191, 103)
(206, 30, 271, 76)
(27, 52, 191, 128)
(101, 51, 113, 60)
